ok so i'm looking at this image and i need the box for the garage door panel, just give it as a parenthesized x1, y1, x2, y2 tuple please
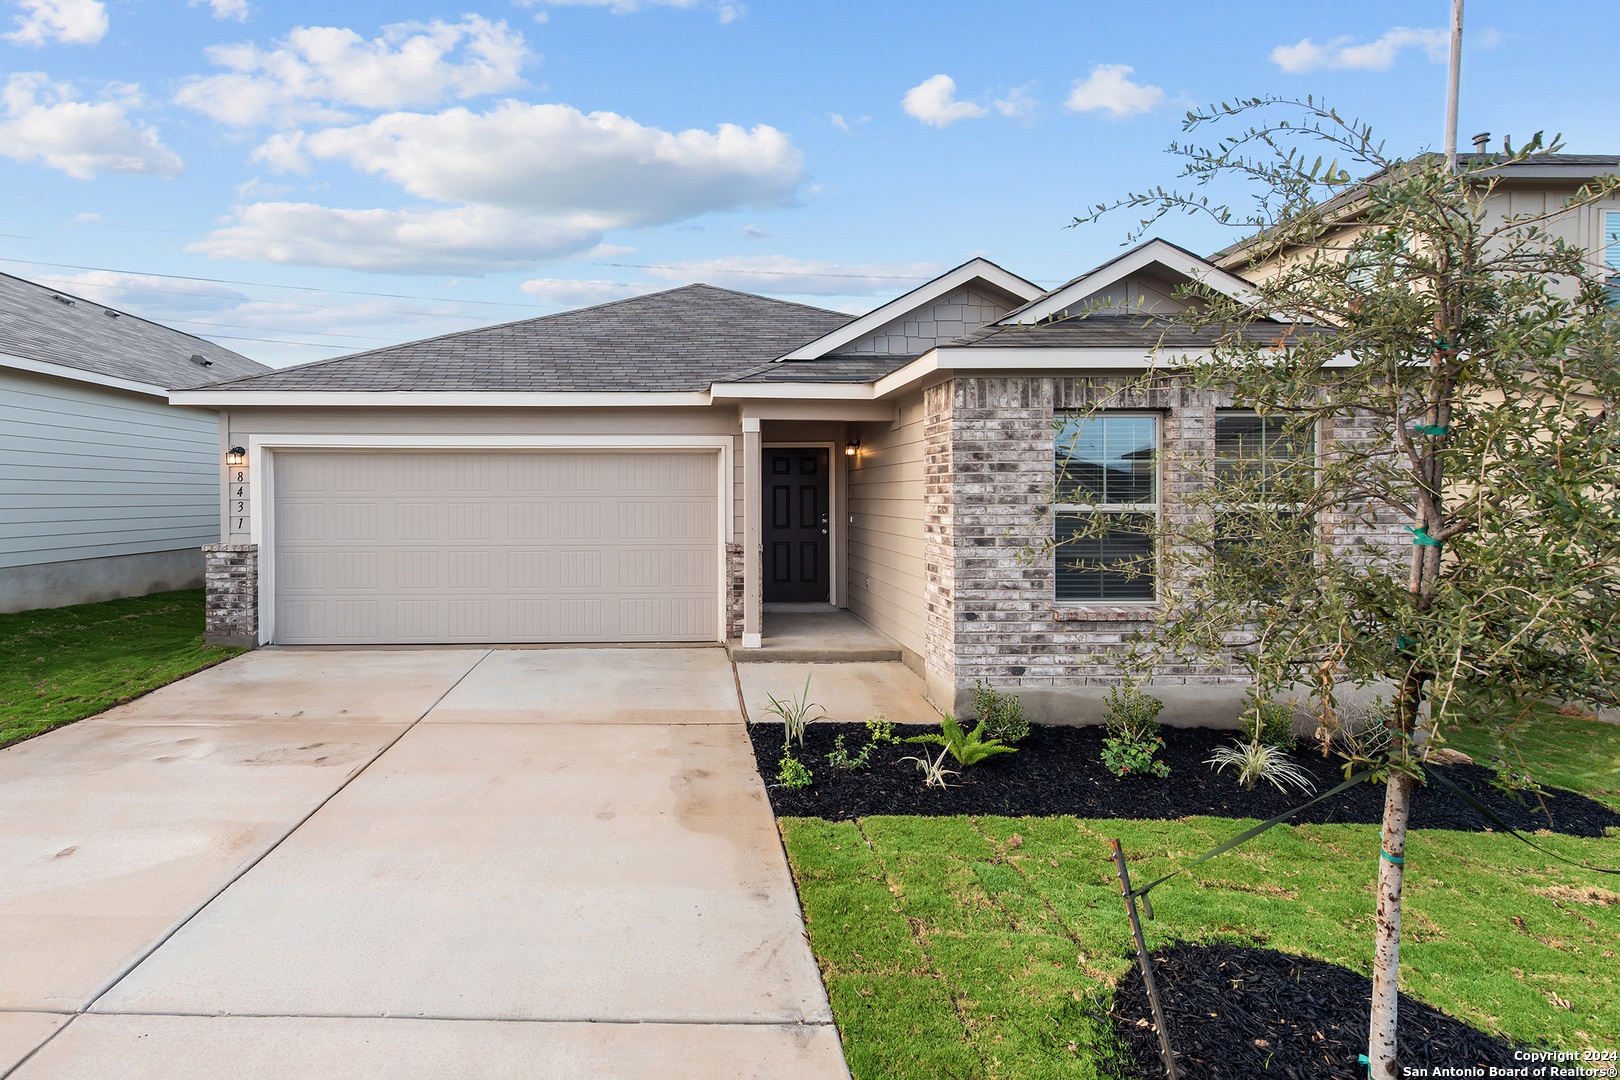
(273, 452, 719, 644)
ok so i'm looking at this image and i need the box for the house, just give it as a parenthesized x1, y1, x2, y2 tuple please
(1, 272, 268, 614)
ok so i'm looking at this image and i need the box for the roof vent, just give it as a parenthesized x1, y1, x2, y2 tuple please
(50, 294, 75, 306)
(189, 354, 214, 368)
(103, 309, 121, 318)
(1472, 132, 1490, 154)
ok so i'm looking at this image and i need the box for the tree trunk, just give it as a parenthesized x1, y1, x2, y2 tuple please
(1368, 769, 1415, 1077)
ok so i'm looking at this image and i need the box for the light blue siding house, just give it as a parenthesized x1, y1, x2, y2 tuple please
(1, 272, 268, 613)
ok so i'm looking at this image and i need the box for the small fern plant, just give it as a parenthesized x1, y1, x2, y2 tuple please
(903, 714, 1017, 767)
(762, 672, 827, 749)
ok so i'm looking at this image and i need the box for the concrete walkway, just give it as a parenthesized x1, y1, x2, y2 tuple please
(0, 648, 847, 1079)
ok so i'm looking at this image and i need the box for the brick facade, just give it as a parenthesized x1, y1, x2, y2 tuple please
(202, 543, 258, 648)
(921, 381, 957, 701)
(725, 541, 745, 640)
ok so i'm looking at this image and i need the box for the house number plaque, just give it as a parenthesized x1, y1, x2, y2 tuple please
(228, 465, 251, 540)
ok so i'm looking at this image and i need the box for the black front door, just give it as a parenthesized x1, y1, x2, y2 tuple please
(764, 447, 829, 602)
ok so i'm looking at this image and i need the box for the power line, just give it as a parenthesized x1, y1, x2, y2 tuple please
(192, 333, 350, 348)
(589, 260, 940, 281)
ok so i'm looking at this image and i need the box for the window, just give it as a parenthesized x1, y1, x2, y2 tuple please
(1212, 411, 1316, 575)
(1606, 211, 1620, 306)
(1053, 414, 1157, 602)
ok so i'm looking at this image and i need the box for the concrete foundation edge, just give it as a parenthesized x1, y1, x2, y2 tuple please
(0, 548, 204, 614)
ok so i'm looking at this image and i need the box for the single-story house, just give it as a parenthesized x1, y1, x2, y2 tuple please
(1, 272, 267, 613)
(171, 239, 1333, 721)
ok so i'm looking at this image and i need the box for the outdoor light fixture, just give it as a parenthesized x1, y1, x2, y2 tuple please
(226, 446, 247, 467)
(845, 439, 860, 457)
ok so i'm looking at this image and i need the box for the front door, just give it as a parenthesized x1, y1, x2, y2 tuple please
(763, 447, 829, 603)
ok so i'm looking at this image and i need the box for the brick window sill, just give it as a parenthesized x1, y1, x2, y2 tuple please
(1052, 605, 1160, 622)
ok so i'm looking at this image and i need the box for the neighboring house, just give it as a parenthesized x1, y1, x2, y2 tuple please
(1, 272, 268, 613)
(168, 154, 1616, 720)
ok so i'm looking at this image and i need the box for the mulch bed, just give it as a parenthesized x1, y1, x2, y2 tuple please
(1106, 942, 1523, 1079)
(748, 721, 1620, 837)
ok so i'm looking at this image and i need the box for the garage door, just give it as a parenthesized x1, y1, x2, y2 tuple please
(271, 451, 720, 645)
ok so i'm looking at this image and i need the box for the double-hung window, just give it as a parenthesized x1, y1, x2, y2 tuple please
(1053, 413, 1158, 602)
(1212, 411, 1316, 570)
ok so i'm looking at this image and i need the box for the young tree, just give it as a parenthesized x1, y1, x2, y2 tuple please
(1073, 100, 1620, 1075)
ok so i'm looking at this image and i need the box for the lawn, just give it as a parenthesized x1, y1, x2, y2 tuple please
(1438, 707, 1620, 811)
(781, 735, 1620, 1078)
(0, 589, 244, 748)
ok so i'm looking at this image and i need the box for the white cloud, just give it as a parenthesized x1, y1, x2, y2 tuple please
(3, 0, 106, 45)
(518, 278, 661, 306)
(994, 83, 1038, 118)
(520, 0, 741, 20)
(189, 0, 250, 22)
(289, 101, 805, 221)
(1271, 27, 1448, 74)
(828, 112, 848, 133)
(639, 255, 942, 296)
(174, 16, 530, 128)
(902, 74, 987, 128)
(0, 73, 184, 180)
(1063, 64, 1163, 118)
(70, 211, 101, 222)
(189, 202, 607, 273)
(741, 223, 768, 240)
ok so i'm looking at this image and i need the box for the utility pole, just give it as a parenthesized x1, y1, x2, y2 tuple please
(1445, 0, 1465, 170)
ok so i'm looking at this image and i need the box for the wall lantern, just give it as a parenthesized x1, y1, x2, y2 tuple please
(844, 439, 860, 458)
(225, 446, 247, 467)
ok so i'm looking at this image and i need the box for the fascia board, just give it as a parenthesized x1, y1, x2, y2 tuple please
(1004, 241, 1259, 324)
(777, 259, 1044, 361)
(709, 382, 875, 400)
(166, 390, 717, 407)
(3, 352, 171, 398)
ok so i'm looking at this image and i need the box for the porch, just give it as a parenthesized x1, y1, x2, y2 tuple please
(727, 605, 902, 663)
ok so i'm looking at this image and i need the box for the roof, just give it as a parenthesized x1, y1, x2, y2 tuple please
(204, 284, 854, 393)
(775, 257, 1043, 361)
(956, 313, 1322, 350)
(723, 354, 919, 383)
(1211, 151, 1620, 266)
(994, 238, 1258, 326)
(0, 270, 267, 390)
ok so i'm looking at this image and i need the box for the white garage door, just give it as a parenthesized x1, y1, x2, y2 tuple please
(271, 451, 720, 645)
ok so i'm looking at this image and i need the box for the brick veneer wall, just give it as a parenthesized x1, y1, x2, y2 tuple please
(948, 376, 1265, 694)
(202, 543, 258, 648)
(725, 541, 745, 640)
(922, 381, 957, 702)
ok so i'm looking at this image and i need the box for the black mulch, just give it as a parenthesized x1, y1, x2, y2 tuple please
(1107, 942, 1523, 1079)
(749, 721, 1620, 836)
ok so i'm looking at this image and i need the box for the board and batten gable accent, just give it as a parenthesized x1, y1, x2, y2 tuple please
(847, 286, 1018, 355)
(1, 367, 219, 569)
(845, 392, 927, 669)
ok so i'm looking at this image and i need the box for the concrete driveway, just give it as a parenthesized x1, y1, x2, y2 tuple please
(0, 647, 847, 1079)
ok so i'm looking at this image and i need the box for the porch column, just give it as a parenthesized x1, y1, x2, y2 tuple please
(742, 418, 762, 648)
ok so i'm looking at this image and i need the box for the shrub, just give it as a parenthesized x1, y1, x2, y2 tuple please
(1242, 697, 1298, 750)
(1101, 734, 1169, 778)
(969, 680, 1030, 744)
(826, 715, 899, 770)
(762, 673, 827, 749)
(1205, 739, 1316, 794)
(776, 753, 813, 789)
(904, 714, 1018, 767)
(1102, 685, 1165, 742)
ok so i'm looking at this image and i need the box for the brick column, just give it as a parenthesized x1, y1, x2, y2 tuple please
(202, 543, 259, 648)
(725, 542, 745, 641)
(922, 380, 957, 711)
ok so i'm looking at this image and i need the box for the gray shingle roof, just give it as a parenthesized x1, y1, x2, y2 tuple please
(956, 313, 1326, 349)
(723, 354, 919, 384)
(204, 284, 854, 393)
(0, 271, 267, 389)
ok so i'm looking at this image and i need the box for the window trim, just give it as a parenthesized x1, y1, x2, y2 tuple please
(1052, 410, 1162, 606)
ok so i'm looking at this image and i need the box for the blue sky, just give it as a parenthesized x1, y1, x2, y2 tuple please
(1, 0, 1615, 367)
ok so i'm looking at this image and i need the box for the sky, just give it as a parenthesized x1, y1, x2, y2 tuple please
(1, 0, 1616, 368)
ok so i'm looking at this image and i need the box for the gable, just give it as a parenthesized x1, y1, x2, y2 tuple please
(844, 283, 1024, 354)
(998, 238, 1256, 326)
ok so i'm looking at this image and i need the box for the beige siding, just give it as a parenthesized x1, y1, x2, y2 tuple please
(845, 392, 927, 660)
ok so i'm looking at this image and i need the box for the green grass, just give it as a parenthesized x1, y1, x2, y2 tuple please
(783, 809, 1620, 1079)
(1436, 707, 1620, 810)
(0, 589, 244, 748)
